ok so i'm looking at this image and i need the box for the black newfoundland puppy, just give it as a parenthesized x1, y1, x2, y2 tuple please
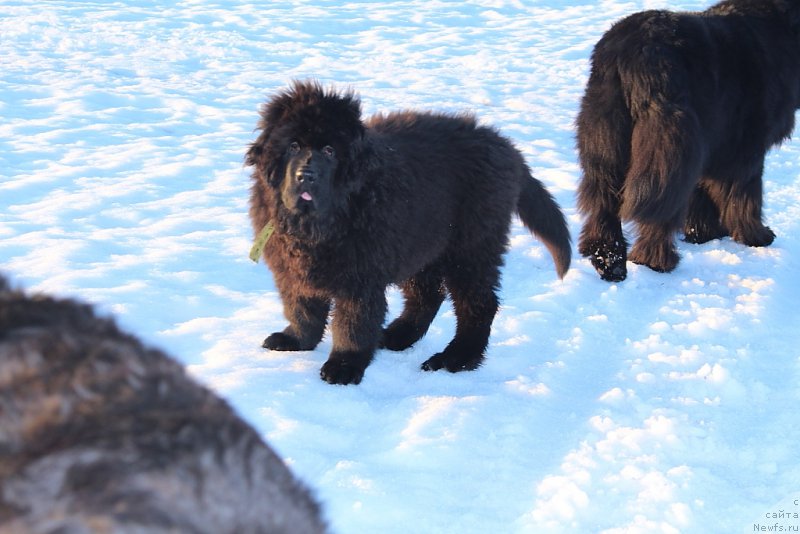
(576, 0, 800, 281)
(0, 275, 327, 533)
(247, 81, 571, 385)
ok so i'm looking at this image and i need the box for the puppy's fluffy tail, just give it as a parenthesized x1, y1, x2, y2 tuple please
(517, 175, 572, 278)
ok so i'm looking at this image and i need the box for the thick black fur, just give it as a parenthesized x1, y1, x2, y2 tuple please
(576, 0, 800, 281)
(0, 275, 327, 533)
(247, 81, 571, 385)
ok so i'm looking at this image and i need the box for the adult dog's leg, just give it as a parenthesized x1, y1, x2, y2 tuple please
(684, 182, 728, 244)
(714, 168, 775, 247)
(321, 288, 387, 385)
(629, 222, 680, 273)
(576, 69, 631, 282)
(421, 262, 499, 373)
(578, 210, 628, 282)
(576, 126, 629, 282)
(263, 293, 330, 351)
(381, 266, 446, 351)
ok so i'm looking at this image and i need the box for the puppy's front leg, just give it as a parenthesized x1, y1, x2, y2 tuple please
(263, 294, 330, 351)
(321, 288, 387, 385)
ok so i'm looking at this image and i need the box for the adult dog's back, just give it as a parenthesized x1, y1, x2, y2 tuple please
(576, 0, 800, 281)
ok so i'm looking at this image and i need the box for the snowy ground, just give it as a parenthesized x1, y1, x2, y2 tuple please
(2, 1, 799, 532)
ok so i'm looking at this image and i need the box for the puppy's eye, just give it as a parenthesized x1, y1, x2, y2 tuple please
(288, 142, 301, 154)
(322, 145, 335, 158)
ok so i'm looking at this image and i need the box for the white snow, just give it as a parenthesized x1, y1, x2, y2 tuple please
(2, 1, 799, 533)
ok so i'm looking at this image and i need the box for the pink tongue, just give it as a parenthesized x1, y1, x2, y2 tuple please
(301, 192, 313, 201)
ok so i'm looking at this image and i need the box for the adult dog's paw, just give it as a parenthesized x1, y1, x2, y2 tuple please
(629, 241, 679, 273)
(683, 222, 727, 244)
(591, 253, 627, 282)
(421, 350, 483, 373)
(320, 351, 369, 385)
(262, 332, 301, 351)
(733, 225, 775, 248)
(580, 239, 627, 282)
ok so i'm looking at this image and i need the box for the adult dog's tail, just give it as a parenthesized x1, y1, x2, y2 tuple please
(621, 103, 703, 224)
(517, 175, 572, 278)
(617, 17, 705, 225)
(577, 10, 705, 229)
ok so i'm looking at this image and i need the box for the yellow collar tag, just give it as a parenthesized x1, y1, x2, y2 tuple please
(249, 221, 275, 263)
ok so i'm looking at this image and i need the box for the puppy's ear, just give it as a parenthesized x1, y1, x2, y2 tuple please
(246, 134, 283, 191)
(247, 87, 297, 165)
(264, 161, 280, 187)
(247, 94, 295, 186)
(245, 135, 265, 168)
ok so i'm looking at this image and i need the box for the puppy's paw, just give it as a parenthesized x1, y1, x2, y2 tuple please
(262, 332, 301, 351)
(421, 350, 483, 373)
(320, 351, 370, 385)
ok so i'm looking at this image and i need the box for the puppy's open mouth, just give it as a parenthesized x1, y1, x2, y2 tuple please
(300, 191, 313, 202)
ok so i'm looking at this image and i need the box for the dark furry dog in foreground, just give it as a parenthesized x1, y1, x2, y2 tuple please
(576, 0, 800, 281)
(0, 276, 327, 534)
(247, 81, 571, 385)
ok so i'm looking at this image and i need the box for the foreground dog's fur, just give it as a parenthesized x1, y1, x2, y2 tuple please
(247, 81, 571, 385)
(576, 0, 800, 281)
(0, 276, 327, 534)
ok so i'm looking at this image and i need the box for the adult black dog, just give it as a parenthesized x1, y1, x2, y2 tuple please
(0, 275, 327, 533)
(576, 0, 800, 281)
(247, 81, 571, 385)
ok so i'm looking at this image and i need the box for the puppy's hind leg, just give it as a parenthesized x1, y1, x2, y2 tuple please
(421, 261, 499, 373)
(381, 266, 446, 351)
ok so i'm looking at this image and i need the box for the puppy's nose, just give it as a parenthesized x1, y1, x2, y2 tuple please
(296, 167, 316, 183)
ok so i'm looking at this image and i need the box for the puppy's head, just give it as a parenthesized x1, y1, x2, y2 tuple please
(246, 81, 365, 229)
(278, 139, 340, 221)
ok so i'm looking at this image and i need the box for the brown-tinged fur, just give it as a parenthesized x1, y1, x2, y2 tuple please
(247, 81, 571, 385)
